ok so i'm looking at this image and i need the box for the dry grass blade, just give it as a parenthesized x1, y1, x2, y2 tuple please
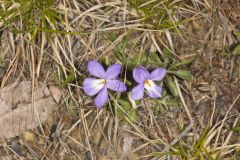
(0, 0, 240, 159)
(174, 77, 193, 123)
(214, 94, 240, 148)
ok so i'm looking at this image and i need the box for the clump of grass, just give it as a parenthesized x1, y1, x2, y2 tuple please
(128, 0, 184, 30)
(0, 0, 86, 38)
(0, 0, 60, 36)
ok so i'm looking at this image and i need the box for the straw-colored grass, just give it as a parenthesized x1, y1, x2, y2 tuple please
(0, 0, 240, 159)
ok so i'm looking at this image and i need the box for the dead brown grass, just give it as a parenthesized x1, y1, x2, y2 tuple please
(0, 0, 240, 159)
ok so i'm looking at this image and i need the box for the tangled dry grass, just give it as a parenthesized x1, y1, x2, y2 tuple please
(0, 0, 240, 159)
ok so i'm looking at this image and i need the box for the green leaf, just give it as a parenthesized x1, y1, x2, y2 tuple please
(154, 104, 167, 115)
(126, 109, 138, 123)
(31, 27, 38, 41)
(232, 127, 240, 132)
(164, 98, 178, 107)
(116, 100, 132, 118)
(104, 56, 110, 66)
(234, 32, 240, 37)
(171, 58, 195, 68)
(116, 100, 138, 123)
(218, 49, 230, 57)
(148, 52, 163, 65)
(232, 44, 240, 55)
(157, 96, 179, 107)
(139, 52, 148, 64)
(168, 70, 193, 80)
(63, 72, 75, 86)
(107, 32, 118, 42)
(163, 48, 173, 65)
(166, 76, 178, 97)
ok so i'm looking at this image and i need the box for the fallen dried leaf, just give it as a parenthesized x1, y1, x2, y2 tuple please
(48, 85, 62, 103)
(0, 81, 61, 139)
(23, 131, 35, 143)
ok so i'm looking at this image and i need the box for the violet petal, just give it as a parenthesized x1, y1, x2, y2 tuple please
(94, 86, 109, 108)
(106, 80, 127, 92)
(88, 60, 106, 78)
(131, 83, 144, 100)
(150, 68, 166, 81)
(133, 66, 150, 83)
(106, 64, 122, 79)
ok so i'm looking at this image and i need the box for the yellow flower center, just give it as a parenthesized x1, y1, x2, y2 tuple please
(144, 79, 151, 87)
(99, 79, 106, 85)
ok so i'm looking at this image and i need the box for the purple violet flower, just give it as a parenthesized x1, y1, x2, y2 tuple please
(83, 60, 127, 108)
(131, 66, 166, 100)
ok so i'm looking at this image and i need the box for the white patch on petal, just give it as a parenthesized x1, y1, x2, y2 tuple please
(144, 80, 161, 97)
(90, 79, 106, 90)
